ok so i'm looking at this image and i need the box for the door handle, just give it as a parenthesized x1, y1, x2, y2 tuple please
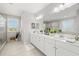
(66, 40, 75, 43)
(55, 47, 58, 50)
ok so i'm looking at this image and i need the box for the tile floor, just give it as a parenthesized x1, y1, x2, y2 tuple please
(0, 40, 45, 56)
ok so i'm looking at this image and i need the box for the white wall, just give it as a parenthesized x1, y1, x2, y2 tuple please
(21, 12, 35, 44)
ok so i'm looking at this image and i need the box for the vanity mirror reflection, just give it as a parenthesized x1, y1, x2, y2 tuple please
(44, 16, 79, 41)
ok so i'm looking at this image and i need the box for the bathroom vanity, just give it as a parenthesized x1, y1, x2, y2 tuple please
(31, 33, 79, 56)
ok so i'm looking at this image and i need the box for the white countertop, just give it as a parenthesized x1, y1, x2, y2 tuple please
(31, 32, 79, 47)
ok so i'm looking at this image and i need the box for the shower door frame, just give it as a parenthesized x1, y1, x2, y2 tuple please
(0, 13, 7, 51)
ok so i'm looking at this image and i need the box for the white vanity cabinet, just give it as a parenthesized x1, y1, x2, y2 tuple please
(31, 33, 55, 56)
(31, 33, 79, 56)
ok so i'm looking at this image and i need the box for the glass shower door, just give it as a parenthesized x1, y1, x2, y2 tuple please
(0, 15, 7, 49)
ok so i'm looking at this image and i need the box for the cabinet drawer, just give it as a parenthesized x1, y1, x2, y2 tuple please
(44, 37, 55, 45)
(56, 40, 79, 55)
(44, 43, 55, 56)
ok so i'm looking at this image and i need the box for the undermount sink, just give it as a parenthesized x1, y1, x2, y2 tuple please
(54, 34, 76, 43)
(49, 33, 76, 43)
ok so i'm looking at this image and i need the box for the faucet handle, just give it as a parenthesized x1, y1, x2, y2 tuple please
(75, 36, 79, 41)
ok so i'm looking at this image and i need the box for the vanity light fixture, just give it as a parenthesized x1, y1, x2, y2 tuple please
(53, 7, 60, 13)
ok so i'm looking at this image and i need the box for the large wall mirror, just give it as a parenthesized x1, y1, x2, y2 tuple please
(60, 19, 75, 33)
(60, 17, 79, 34)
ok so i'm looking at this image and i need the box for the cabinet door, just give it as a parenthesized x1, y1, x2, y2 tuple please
(31, 34, 37, 46)
(44, 37, 55, 56)
(37, 34, 45, 52)
(34, 34, 39, 47)
(35, 34, 41, 49)
(30, 34, 34, 44)
(56, 40, 79, 55)
(56, 48, 77, 56)
(45, 44, 55, 56)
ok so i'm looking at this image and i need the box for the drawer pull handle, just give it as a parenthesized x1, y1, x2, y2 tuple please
(66, 40, 75, 43)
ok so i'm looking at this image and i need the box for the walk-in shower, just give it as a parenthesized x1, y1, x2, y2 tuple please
(0, 14, 7, 50)
(0, 14, 21, 51)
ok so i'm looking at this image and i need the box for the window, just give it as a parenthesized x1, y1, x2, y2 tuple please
(7, 17, 20, 32)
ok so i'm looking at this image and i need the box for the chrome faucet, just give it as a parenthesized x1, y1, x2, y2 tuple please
(75, 34, 79, 41)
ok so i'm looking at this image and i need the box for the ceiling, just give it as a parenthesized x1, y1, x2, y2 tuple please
(35, 3, 62, 16)
(0, 3, 49, 16)
(0, 3, 79, 21)
(36, 3, 79, 21)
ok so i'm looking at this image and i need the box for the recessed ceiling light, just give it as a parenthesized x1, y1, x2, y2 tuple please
(53, 3, 76, 13)
(53, 7, 60, 13)
(59, 4, 64, 8)
(53, 4, 64, 13)
(36, 15, 43, 20)
(58, 4, 64, 10)
(64, 3, 76, 8)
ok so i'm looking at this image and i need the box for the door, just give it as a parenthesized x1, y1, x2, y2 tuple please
(56, 39, 78, 56)
(44, 37, 55, 56)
